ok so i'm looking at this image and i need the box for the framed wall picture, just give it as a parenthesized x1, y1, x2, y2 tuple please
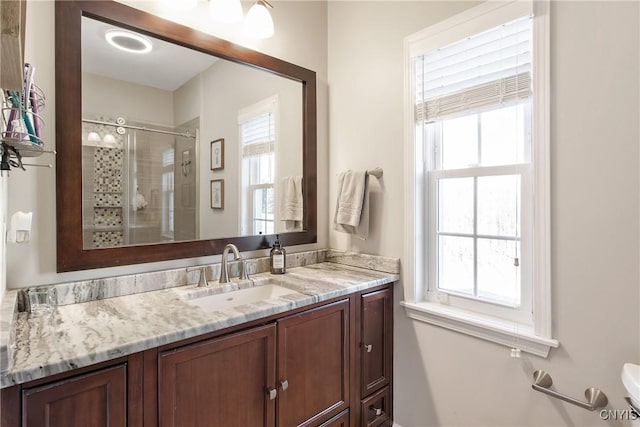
(210, 179, 224, 209)
(210, 138, 224, 170)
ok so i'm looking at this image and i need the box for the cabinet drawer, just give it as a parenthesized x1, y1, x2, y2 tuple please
(360, 386, 391, 427)
(318, 409, 349, 427)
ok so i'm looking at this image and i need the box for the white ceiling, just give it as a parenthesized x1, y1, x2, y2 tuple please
(81, 16, 218, 92)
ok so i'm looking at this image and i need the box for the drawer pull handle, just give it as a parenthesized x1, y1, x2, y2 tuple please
(268, 388, 277, 400)
(280, 380, 289, 391)
(371, 407, 382, 416)
(364, 344, 372, 353)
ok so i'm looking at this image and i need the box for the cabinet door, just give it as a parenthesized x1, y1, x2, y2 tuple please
(158, 324, 276, 427)
(360, 288, 392, 397)
(22, 364, 127, 427)
(277, 299, 350, 427)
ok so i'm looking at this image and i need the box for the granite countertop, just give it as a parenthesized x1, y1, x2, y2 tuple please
(1, 261, 398, 388)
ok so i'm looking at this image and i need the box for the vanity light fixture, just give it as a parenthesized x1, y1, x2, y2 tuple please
(87, 132, 101, 143)
(102, 134, 117, 145)
(209, 0, 243, 23)
(244, 0, 274, 39)
(105, 29, 153, 54)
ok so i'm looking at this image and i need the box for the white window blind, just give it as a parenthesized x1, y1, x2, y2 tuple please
(415, 15, 532, 122)
(241, 112, 275, 157)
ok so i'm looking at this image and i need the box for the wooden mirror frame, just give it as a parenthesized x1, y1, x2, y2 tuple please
(55, 0, 317, 272)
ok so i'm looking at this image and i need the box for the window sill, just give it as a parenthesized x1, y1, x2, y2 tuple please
(400, 301, 559, 358)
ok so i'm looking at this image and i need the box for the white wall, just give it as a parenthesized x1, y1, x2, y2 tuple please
(173, 73, 201, 127)
(6, 0, 328, 288)
(197, 59, 303, 239)
(83, 72, 175, 126)
(328, 1, 639, 426)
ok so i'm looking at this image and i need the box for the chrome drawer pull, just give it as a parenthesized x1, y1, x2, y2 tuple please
(268, 388, 277, 400)
(280, 380, 289, 391)
(363, 344, 372, 353)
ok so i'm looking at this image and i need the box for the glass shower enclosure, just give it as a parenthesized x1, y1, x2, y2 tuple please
(81, 116, 198, 249)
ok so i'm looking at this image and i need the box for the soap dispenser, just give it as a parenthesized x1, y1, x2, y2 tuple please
(270, 235, 286, 274)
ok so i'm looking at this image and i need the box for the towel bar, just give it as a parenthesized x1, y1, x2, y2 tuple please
(366, 167, 383, 179)
(532, 370, 608, 411)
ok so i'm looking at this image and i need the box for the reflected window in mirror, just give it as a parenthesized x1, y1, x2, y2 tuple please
(161, 147, 175, 240)
(239, 96, 277, 236)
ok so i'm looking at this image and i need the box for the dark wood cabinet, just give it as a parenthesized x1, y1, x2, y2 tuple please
(4, 284, 394, 427)
(158, 324, 277, 427)
(360, 386, 391, 427)
(157, 299, 350, 427)
(21, 364, 127, 427)
(277, 299, 350, 427)
(357, 287, 393, 427)
(319, 410, 350, 427)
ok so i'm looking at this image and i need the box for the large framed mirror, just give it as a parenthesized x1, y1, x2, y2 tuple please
(55, 0, 317, 272)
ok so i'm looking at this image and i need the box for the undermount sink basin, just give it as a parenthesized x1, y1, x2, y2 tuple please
(187, 284, 297, 311)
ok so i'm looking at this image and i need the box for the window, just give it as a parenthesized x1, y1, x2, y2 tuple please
(239, 97, 277, 235)
(402, 1, 557, 357)
(161, 148, 175, 238)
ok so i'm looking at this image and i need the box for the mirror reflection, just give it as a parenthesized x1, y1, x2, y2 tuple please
(80, 16, 303, 249)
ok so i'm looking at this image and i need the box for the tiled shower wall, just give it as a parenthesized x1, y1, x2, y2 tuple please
(82, 118, 126, 248)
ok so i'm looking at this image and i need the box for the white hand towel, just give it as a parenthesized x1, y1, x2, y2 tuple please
(334, 171, 369, 240)
(280, 176, 303, 230)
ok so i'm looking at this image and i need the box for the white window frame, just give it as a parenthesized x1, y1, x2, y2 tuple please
(401, 0, 558, 357)
(427, 163, 533, 325)
(248, 182, 275, 234)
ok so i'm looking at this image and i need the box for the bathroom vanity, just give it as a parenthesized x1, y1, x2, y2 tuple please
(0, 257, 397, 427)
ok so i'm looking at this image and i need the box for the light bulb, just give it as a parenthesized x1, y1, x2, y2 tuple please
(87, 132, 101, 142)
(209, 0, 243, 23)
(244, 1, 274, 39)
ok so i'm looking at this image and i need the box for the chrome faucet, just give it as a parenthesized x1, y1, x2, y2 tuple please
(219, 243, 242, 283)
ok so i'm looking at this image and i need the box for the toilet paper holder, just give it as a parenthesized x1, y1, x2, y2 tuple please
(532, 370, 608, 411)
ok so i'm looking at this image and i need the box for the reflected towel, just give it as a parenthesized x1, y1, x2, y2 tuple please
(334, 170, 369, 240)
(280, 176, 303, 230)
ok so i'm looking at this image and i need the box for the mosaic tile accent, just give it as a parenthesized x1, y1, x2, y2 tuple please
(92, 231, 124, 248)
(93, 207, 122, 228)
(93, 147, 124, 194)
(94, 192, 122, 208)
(83, 116, 127, 248)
